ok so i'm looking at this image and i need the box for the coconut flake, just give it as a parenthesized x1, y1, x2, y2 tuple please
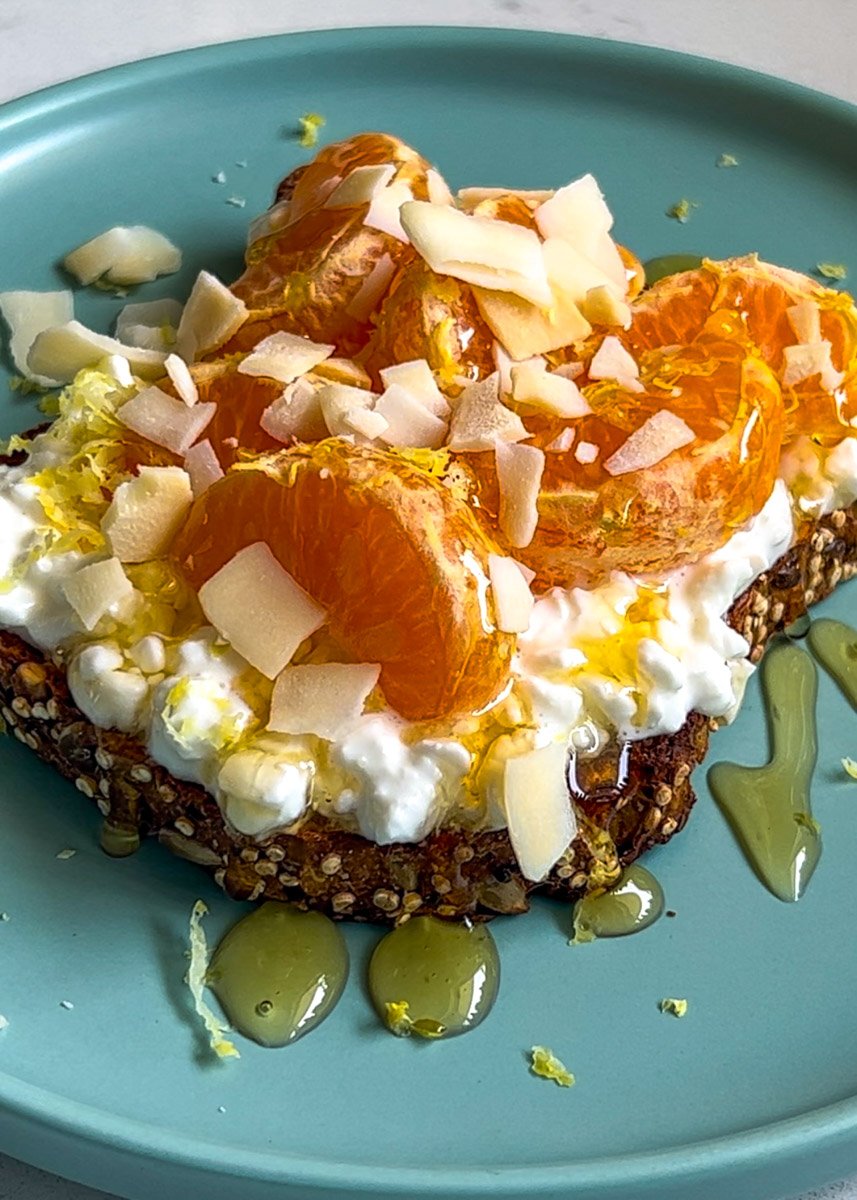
(426, 169, 455, 207)
(379, 359, 450, 417)
(603, 410, 695, 476)
(105, 354, 134, 388)
(175, 271, 248, 361)
(510, 360, 591, 418)
(474, 277, 591, 362)
(581, 283, 632, 328)
(260, 377, 328, 443)
(786, 300, 822, 346)
(546, 427, 576, 453)
(488, 553, 535, 633)
(199, 542, 327, 679)
(317, 382, 381, 440)
(400, 201, 553, 308)
(102, 466, 193, 563)
(504, 741, 575, 881)
(115, 298, 183, 347)
(237, 330, 334, 383)
(184, 439, 224, 496)
(63, 225, 181, 287)
(268, 662, 381, 739)
(314, 357, 373, 389)
(344, 254, 397, 322)
(375, 384, 448, 448)
(447, 372, 528, 452)
(588, 335, 645, 393)
(26, 320, 167, 384)
(782, 340, 844, 392)
(495, 441, 545, 548)
(535, 175, 626, 289)
(62, 557, 134, 631)
(574, 440, 599, 464)
(0, 289, 74, 385)
(364, 180, 414, 243)
(118, 386, 215, 455)
(165, 353, 198, 406)
(347, 406, 390, 441)
(324, 164, 396, 208)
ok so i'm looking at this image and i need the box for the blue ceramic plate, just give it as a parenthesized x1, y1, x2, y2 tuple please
(1, 27, 857, 1200)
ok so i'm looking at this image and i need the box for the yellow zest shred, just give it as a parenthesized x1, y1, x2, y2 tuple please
(816, 262, 848, 281)
(659, 997, 688, 1018)
(716, 153, 739, 168)
(530, 1045, 575, 1087)
(297, 112, 326, 149)
(186, 901, 240, 1060)
(666, 199, 699, 224)
(383, 1000, 445, 1039)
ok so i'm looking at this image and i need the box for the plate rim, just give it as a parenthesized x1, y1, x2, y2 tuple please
(2, 23, 857, 1200)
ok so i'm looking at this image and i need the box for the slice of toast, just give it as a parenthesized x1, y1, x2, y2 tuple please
(1, 502, 853, 922)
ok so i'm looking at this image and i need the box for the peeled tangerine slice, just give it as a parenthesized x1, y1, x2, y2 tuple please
(199, 542, 327, 680)
(172, 442, 515, 722)
(623, 255, 857, 446)
(230, 134, 435, 354)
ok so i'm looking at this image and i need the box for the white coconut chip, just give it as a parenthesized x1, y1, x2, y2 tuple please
(324, 164, 396, 208)
(375, 384, 448, 448)
(314, 357, 373, 389)
(379, 359, 450, 417)
(786, 300, 822, 346)
(317, 382, 381, 440)
(447, 372, 528, 452)
(165, 353, 198, 406)
(199, 542, 327, 680)
(488, 553, 535, 633)
(474, 259, 592, 361)
(62, 557, 135, 632)
(345, 254, 397, 322)
(102, 467, 193, 563)
(581, 283, 632, 329)
(237, 331, 334, 384)
(588, 335, 645, 393)
(495, 441, 545, 549)
(510, 360, 591, 418)
(503, 741, 576, 882)
(574, 440, 599, 464)
(63, 225, 181, 287)
(364, 180, 414, 243)
(184, 439, 224, 496)
(26, 320, 167, 384)
(0, 289, 74, 385)
(268, 662, 381, 739)
(400, 201, 553, 308)
(186, 901, 240, 1060)
(346, 406, 390, 441)
(118, 386, 215, 456)
(781, 340, 844, 392)
(603, 410, 695, 476)
(104, 354, 134, 388)
(534, 174, 626, 289)
(546, 427, 576, 453)
(175, 271, 248, 361)
(426, 168, 455, 206)
(115, 298, 183, 346)
(260, 377, 328, 443)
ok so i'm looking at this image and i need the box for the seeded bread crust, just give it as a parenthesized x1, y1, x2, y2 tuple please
(2, 505, 855, 922)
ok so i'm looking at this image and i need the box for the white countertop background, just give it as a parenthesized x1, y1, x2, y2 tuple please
(2, 1, 857, 1197)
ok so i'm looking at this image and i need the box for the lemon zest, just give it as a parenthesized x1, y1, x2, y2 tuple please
(530, 1045, 575, 1087)
(297, 112, 326, 149)
(659, 997, 688, 1018)
(842, 756, 857, 780)
(186, 901, 240, 1060)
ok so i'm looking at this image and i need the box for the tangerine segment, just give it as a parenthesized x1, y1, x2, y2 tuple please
(625, 255, 857, 446)
(361, 256, 496, 390)
(227, 134, 433, 354)
(172, 441, 514, 722)
(467, 338, 784, 587)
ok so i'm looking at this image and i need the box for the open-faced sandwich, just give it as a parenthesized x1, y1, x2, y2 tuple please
(1, 132, 855, 921)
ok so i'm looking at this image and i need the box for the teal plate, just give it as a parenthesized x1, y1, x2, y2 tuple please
(1, 26, 857, 1200)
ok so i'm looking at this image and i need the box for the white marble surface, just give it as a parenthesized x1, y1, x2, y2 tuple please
(1, 1, 857, 1198)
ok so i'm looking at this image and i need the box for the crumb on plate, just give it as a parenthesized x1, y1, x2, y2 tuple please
(530, 1045, 575, 1087)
